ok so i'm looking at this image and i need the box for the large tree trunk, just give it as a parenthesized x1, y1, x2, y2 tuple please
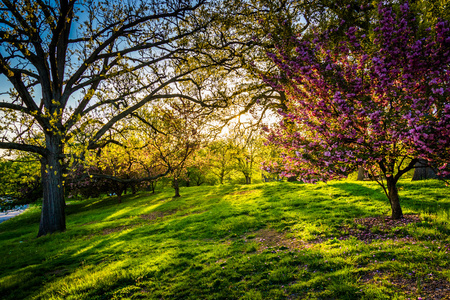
(357, 166, 365, 181)
(386, 176, 403, 219)
(412, 159, 436, 181)
(173, 178, 180, 198)
(38, 136, 66, 237)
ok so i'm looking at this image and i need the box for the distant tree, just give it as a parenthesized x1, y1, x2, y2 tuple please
(141, 99, 208, 197)
(186, 148, 216, 186)
(208, 139, 235, 184)
(264, 2, 450, 219)
(230, 123, 265, 184)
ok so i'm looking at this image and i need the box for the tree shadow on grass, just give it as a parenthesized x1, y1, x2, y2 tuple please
(330, 182, 388, 202)
(331, 181, 450, 218)
(259, 182, 387, 226)
(66, 191, 158, 215)
(3, 182, 448, 299)
(0, 204, 250, 300)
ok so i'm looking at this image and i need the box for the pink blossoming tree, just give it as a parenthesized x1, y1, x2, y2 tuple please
(264, 2, 450, 219)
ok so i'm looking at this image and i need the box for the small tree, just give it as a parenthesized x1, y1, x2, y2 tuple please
(264, 2, 450, 219)
(230, 126, 263, 185)
(142, 99, 208, 197)
(208, 139, 235, 184)
(186, 148, 216, 186)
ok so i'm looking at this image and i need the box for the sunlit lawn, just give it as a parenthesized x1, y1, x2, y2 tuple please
(0, 180, 449, 299)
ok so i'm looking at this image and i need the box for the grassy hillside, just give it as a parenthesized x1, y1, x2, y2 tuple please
(0, 180, 449, 299)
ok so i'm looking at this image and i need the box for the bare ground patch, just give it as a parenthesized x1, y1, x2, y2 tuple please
(45, 268, 70, 276)
(390, 276, 450, 300)
(343, 214, 421, 243)
(229, 190, 256, 196)
(313, 214, 422, 244)
(140, 209, 177, 221)
(249, 228, 314, 252)
(248, 215, 423, 253)
(102, 224, 134, 235)
(361, 270, 450, 300)
(353, 213, 421, 231)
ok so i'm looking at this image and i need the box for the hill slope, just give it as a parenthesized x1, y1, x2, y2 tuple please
(0, 180, 449, 299)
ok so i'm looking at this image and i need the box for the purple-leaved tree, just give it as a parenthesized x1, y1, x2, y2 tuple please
(264, 1, 450, 219)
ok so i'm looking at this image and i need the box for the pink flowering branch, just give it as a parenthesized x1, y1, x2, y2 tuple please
(263, 1, 450, 219)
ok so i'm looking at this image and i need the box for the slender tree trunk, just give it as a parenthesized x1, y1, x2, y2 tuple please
(219, 169, 224, 184)
(386, 176, 403, 219)
(245, 175, 251, 184)
(116, 184, 125, 203)
(38, 136, 65, 237)
(173, 178, 180, 197)
(357, 166, 365, 181)
(146, 181, 156, 193)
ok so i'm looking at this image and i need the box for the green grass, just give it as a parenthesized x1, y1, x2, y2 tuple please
(0, 180, 449, 299)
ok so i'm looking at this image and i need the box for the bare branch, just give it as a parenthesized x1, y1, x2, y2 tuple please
(0, 141, 47, 156)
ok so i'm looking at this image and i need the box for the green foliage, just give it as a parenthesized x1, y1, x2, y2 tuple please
(1, 180, 449, 299)
(0, 157, 41, 203)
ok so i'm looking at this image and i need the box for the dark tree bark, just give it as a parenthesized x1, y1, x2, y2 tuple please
(377, 159, 417, 220)
(412, 159, 436, 181)
(38, 136, 65, 237)
(219, 170, 225, 184)
(173, 178, 181, 197)
(386, 176, 403, 219)
(151, 183, 156, 193)
(245, 175, 251, 184)
(147, 181, 157, 194)
(115, 184, 125, 204)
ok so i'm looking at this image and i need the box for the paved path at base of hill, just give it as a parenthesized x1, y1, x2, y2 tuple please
(0, 205, 28, 224)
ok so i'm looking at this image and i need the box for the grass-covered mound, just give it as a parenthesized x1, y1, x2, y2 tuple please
(1, 180, 449, 299)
